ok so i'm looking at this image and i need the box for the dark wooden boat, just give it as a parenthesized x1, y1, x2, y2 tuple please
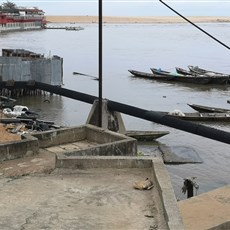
(151, 68, 184, 77)
(128, 69, 175, 81)
(130, 69, 212, 84)
(187, 103, 230, 113)
(188, 65, 230, 77)
(159, 111, 230, 122)
(150, 68, 213, 84)
(125, 130, 169, 141)
(176, 67, 230, 84)
(175, 67, 194, 76)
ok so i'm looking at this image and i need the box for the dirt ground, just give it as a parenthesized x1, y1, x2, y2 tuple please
(0, 123, 22, 143)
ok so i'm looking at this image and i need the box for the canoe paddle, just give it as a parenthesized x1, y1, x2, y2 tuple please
(73, 71, 99, 80)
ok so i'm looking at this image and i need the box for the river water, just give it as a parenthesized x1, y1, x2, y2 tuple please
(1, 23, 230, 200)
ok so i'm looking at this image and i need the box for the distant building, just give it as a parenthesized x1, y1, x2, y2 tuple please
(0, 49, 63, 86)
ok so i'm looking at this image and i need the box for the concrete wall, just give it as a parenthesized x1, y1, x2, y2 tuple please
(86, 124, 127, 143)
(0, 57, 31, 81)
(63, 140, 137, 157)
(0, 134, 39, 162)
(152, 157, 185, 230)
(0, 55, 63, 86)
(50, 57, 63, 85)
(30, 57, 63, 86)
(34, 125, 137, 157)
(32, 125, 86, 148)
(56, 156, 153, 169)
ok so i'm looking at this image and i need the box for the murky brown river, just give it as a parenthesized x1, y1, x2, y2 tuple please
(2, 23, 230, 199)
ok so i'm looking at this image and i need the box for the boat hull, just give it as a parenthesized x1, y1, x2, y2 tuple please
(188, 103, 230, 113)
(160, 112, 230, 122)
(125, 130, 169, 141)
(151, 68, 229, 85)
(128, 69, 175, 81)
(130, 69, 212, 84)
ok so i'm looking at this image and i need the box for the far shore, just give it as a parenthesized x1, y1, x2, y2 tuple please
(45, 16, 230, 24)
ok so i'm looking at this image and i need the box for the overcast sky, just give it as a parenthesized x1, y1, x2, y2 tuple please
(2, 1, 230, 16)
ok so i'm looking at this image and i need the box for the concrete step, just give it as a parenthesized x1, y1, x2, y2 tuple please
(178, 185, 230, 230)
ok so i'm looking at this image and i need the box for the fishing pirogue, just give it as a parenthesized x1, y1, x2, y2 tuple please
(187, 103, 230, 113)
(129, 69, 212, 84)
(128, 66, 230, 85)
(159, 110, 230, 122)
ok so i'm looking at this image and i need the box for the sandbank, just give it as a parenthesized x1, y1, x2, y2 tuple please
(45, 16, 230, 24)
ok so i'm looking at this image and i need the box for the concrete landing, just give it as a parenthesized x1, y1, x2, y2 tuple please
(178, 185, 230, 230)
(46, 140, 98, 154)
(0, 167, 167, 230)
(0, 124, 184, 230)
(0, 151, 184, 230)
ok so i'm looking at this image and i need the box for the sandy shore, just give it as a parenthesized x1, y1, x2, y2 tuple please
(45, 16, 230, 24)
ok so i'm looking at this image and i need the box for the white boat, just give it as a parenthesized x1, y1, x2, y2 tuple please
(0, 1, 46, 33)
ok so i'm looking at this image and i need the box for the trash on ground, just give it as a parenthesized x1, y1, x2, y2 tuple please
(133, 178, 154, 190)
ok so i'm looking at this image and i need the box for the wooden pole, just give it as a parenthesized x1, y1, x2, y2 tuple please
(98, 0, 103, 127)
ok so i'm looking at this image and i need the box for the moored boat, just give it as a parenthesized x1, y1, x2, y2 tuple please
(65, 26, 84, 31)
(175, 67, 194, 76)
(128, 69, 175, 81)
(125, 130, 169, 141)
(188, 65, 230, 77)
(129, 69, 213, 84)
(159, 111, 230, 122)
(187, 103, 230, 113)
(150, 68, 213, 84)
(151, 68, 184, 77)
(151, 67, 229, 85)
(0, 1, 46, 33)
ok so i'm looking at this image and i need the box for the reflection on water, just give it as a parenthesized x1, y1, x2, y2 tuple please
(16, 95, 92, 127)
(17, 95, 66, 125)
(2, 23, 230, 199)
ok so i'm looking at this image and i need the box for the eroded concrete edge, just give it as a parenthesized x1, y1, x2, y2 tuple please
(152, 157, 185, 230)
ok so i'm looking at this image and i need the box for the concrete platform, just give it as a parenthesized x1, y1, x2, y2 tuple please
(0, 124, 184, 229)
(178, 185, 230, 230)
(33, 124, 137, 157)
(0, 167, 165, 230)
(0, 151, 184, 230)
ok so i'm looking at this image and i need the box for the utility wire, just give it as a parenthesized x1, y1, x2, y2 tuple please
(159, 0, 230, 50)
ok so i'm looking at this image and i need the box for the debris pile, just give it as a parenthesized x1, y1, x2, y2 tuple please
(0, 102, 61, 139)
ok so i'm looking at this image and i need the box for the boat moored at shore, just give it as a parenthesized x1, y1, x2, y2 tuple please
(0, 1, 46, 33)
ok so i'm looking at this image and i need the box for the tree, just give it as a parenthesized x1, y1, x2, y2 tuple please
(1, 1, 17, 9)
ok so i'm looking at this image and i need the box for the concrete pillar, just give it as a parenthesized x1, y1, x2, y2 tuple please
(86, 99, 126, 134)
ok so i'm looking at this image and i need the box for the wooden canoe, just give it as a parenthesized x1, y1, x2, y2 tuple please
(149, 68, 212, 84)
(187, 103, 230, 113)
(152, 67, 230, 85)
(128, 69, 175, 81)
(129, 69, 211, 84)
(160, 111, 230, 122)
(188, 65, 230, 77)
(176, 67, 230, 84)
(151, 67, 183, 77)
(125, 130, 169, 141)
